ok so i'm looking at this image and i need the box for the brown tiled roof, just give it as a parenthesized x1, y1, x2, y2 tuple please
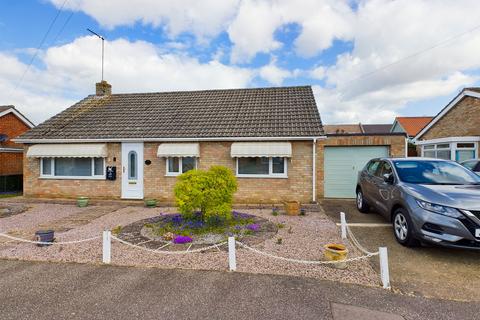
(361, 124, 392, 134)
(324, 124, 362, 134)
(0, 105, 14, 113)
(18, 86, 324, 140)
(395, 116, 433, 137)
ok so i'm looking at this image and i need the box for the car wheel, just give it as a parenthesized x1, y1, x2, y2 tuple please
(356, 189, 369, 213)
(393, 208, 419, 247)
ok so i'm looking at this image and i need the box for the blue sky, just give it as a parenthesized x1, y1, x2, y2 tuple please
(1, 0, 480, 125)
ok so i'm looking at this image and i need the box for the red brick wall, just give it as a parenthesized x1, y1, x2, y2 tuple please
(0, 111, 31, 176)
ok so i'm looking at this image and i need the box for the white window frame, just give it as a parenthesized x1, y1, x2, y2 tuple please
(40, 157, 106, 180)
(165, 157, 198, 176)
(421, 142, 478, 161)
(235, 157, 288, 178)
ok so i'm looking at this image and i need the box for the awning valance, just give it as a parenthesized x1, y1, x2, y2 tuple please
(27, 144, 107, 158)
(230, 142, 292, 157)
(157, 143, 200, 157)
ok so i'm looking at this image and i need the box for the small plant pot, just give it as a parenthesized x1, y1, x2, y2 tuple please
(284, 201, 300, 216)
(34, 230, 55, 247)
(144, 199, 157, 208)
(323, 243, 348, 269)
(77, 197, 89, 208)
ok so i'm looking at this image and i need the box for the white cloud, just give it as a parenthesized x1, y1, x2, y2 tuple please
(50, 0, 240, 40)
(259, 59, 292, 85)
(0, 36, 254, 124)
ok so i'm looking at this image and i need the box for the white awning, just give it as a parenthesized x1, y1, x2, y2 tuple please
(157, 143, 200, 157)
(27, 144, 107, 158)
(230, 142, 292, 157)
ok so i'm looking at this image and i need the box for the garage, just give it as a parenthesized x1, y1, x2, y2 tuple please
(324, 146, 389, 198)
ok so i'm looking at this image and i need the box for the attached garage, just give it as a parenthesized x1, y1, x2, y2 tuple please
(324, 146, 389, 198)
(317, 133, 407, 199)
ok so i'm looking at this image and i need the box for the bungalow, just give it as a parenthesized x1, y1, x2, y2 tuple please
(414, 87, 480, 162)
(391, 116, 433, 156)
(15, 81, 406, 202)
(0, 105, 34, 192)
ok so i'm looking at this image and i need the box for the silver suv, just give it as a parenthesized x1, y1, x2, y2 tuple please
(356, 158, 480, 249)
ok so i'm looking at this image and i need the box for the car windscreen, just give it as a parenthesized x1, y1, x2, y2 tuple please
(393, 160, 480, 185)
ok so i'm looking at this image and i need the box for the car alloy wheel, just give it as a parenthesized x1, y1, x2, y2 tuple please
(356, 191, 363, 209)
(394, 212, 408, 241)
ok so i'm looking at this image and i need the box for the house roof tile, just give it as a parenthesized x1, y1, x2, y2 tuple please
(395, 116, 433, 137)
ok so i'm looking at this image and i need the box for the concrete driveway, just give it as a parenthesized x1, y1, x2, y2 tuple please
(1, 259, 479, 320)
(321, 199, 480, 302)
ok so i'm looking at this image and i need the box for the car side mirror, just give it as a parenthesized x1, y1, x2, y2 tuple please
(383, 173, 394, 184)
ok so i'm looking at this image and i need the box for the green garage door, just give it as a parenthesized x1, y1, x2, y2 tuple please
(324, 146, 389, 198)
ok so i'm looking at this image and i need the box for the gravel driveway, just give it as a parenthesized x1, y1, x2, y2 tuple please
(0, 200, 379, 287)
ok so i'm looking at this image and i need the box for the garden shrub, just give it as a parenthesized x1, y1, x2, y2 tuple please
(174, 166, 238, 223)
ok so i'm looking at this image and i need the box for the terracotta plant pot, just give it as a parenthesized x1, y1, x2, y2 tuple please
(144, 199, 157, 208)
(323, 243, 349, 269)
(284, 201, 300, 216)
(77, 196, 89, 208)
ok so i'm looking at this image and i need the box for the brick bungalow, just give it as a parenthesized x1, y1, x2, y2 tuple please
(413, 87, 480, 162)
(0, 105, 34, 192)
(15, 81, 405, 202)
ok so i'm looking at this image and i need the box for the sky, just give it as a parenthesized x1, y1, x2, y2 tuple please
(1, 0, 480, 126)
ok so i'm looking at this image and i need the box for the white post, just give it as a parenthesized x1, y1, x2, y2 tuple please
(379, 247, 390, 289)
(340, 212, 347, 239)
(228, 236, 236, 271)
(103, 230, 111, 264)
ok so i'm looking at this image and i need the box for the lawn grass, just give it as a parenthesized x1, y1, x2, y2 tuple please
(0, 192, 22, 199)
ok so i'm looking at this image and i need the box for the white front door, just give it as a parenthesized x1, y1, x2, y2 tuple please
(121, 142, 144, 199)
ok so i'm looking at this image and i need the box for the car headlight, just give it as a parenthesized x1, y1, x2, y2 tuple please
(416, 200, 463, 218)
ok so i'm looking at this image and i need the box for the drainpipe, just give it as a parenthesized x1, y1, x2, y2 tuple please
(312, 138, 317, 203)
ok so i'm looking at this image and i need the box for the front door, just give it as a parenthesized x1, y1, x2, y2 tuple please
(121, 142, 144, 199)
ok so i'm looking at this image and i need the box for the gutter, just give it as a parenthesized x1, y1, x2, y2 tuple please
(0, 147, 23, 153)
(13, 136, 328, 143)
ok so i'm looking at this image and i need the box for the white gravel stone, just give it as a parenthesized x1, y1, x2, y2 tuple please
(0, 203, 379, 287)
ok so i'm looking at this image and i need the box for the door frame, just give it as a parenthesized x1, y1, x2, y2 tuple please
(121, 142, 144, 199)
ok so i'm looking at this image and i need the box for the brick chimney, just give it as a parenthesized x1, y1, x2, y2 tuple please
(95, 80, 112, 96)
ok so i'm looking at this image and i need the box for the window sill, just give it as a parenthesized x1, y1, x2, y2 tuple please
(236, 174, 288, 179)
(39, 176, 106, 180)
(165, 173, 181, 177)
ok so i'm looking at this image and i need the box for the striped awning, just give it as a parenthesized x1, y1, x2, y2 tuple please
(230, 142, 292, 157)
(157, 143, 200, 157)
(26, 144, 107, 158)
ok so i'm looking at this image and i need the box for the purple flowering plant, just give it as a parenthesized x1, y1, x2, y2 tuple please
(173, 235, 193, 244)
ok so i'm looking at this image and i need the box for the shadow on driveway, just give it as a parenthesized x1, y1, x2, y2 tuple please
(321, 199, 480, 302)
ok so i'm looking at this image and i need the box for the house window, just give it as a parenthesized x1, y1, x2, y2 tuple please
(40, 157, 105, 179)
(422, 142, 478, 162)
(236, 157, 287, 178)
(128, 151, 137, 180)
(166, 157, 197, 176)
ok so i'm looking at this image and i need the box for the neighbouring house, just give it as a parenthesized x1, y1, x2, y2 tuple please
(15, 81, 406, 202)
(391, 116, 433, 156)
(0, 105, 35, 192)
(413, 87, 480, 162)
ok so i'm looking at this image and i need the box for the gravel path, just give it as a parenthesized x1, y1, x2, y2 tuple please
(0, 203, 379, 287)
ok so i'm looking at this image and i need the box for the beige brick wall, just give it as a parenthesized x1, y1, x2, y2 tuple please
(316, 135, 406, 198)
(24, 141, 315, 204)
(420, 96, 480, 141)
(23, 143, 122, 199)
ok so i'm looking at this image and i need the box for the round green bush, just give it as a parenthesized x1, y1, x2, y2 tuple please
(174, 166, 238, 222)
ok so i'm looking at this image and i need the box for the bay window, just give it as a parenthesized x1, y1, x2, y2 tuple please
(422, 142, 478, 162)
(236, 157, 287, 178)
(40, 157, 105, 179)
(166, 157, 197, 175)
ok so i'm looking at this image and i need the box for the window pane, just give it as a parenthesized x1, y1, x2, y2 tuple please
(456, 150, 475, 162)
(42, 158, 52, 175)
(238, 157, 269, 174)
(272, 157, 285, 174)
(367, 161, 380, 175)
(168, 157, 179, 173)
(55, 158, 92, 176)
(424, 150, 435, 158)
(457, 143, 475, 149)
(436, 150, 451, 160)
(436, 144, 450, 149)
(182, 157, 195, 173)
(423, 145, 435, 150)
(128, 151, 137, 179)
(94, 158, 104, 175)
